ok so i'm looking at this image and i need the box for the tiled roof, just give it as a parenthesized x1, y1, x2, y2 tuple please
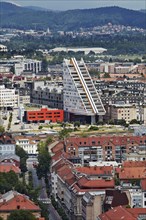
(123, 161, 146, 167)
(0, 191, 40, 212)
(51, 141, 64, 153)
(57, 163, 76, 186)
(77, 176, 115, 189)
(141, 179, 146, 191)
(0, 154, 20, 163)
(98, 206, 137, 220)
(116, 167, 146, 179)
(0, 133, 15, 145)
(0, 163, 21, 174)
(75, 166, 113, 176)
(65, 135, 146, 147)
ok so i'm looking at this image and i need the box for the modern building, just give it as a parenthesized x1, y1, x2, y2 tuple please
(63, 58, 105, 124)
(31, 82, 63, 109)
(23, 107, 64, 123)
(0, 56, 42, 76)
(0, 85, 19, 109)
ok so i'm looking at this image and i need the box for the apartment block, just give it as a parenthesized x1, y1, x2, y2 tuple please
(109, 103, 137, 123)
(63, 58, 105, 124)
(52, 135, 146, 164)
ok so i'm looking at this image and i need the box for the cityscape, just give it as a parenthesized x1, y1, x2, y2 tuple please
(0, 1, 146, 220)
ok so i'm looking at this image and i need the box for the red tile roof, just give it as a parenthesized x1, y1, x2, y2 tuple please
(77, 176, 115, 189)
(75, 166, 113, 176)
(116, 167, 146, 180)
(98, 206, 146, 220)
(123, 161, 146, 167)
(141, 179, 146, 191)
(0, 163, 21, 174)
(0, 191, 40, 212)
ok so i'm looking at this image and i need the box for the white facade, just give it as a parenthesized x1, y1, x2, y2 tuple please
(0, 44, 7, 52)
(51, 170, 58, 201)
(18, 106, 25, 122)
(129, 189, 143, 208)
(142, 191, 146, 208)
(0, 144, 15, 155)
(63, 58, 105, 122)
(14, 59, 42, 75)
(0, 85, 19, 109)
(15, 137, 38, 155)
(0, 56, 42, 76)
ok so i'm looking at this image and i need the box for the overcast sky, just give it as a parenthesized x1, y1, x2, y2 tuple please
(8, 0, 146, 11)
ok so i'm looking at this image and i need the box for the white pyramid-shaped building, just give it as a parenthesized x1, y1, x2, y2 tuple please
(63, 58, 106, 123)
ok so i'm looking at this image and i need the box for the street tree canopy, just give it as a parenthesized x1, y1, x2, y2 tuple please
(0, 125, 5, 133)
(15, 145, 28, 173)
(36, 140, 51, 179)
(7, 210, 37, 220)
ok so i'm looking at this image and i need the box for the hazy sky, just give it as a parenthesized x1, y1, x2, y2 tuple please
(7, 0, 146, 11)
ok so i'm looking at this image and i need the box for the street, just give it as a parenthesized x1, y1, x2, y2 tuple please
(26, 158, 62, 220)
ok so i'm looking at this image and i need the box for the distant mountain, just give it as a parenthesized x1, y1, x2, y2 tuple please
(24, 6, 52, 11)
(140, 9, 146, 13)
(0, 2, 146, 31)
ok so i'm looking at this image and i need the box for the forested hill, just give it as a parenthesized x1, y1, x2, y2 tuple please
(0, 2, 146, 31)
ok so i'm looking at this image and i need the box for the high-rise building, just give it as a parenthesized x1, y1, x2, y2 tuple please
(63, 58, 105, 124)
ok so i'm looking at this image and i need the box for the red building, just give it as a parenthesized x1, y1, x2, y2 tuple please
(24, 108, 64, 123)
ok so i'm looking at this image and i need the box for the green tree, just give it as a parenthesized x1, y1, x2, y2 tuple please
(41, 58, 48, 72)
(7, 210, 37, 220)
(74, 121, 80, 128)
(0, 125, 5, 133)
(16, 145, 28, 173)
(36, 141, 51, 179)
(129, 119, 140, 124)
(103, 72, 110, 78)
(58, 129, 70, 140)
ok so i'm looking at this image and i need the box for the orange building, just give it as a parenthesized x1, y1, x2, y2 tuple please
(24, 108, 64, 123)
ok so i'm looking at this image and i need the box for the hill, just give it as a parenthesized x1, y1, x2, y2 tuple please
(0, 2, 146, 30)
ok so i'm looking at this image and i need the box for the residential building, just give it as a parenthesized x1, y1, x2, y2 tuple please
(52, 135, 146, 164)
(97, 206, 146, 220)
(31, 84, 63, 109)
(82, 192, 105, 220)
(63, 58, 105, 124)
(0, 163, 21, 174)
(141, 179, 146, 208)
(109, 103, 137, 123)
(0, 191, 41, 220)
(103, 189, 129, 212)
(51, 157, 115, 220)
(0, 154, 20, 167)
(14, 135, 43, 155)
